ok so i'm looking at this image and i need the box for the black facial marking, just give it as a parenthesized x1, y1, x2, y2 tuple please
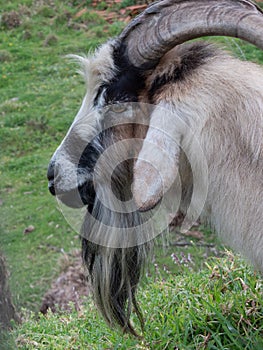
(96, 43, 146, 106)
(78, 135, 103, 172)
(104, 70, 143, 104)
(77, 133, 104, 205)
(94, 84, 107, 107)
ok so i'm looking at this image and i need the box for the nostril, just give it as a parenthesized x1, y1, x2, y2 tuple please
(48, 180, 56, 196)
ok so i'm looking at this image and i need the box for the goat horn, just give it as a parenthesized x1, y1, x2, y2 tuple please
(119, 0, 263, 69)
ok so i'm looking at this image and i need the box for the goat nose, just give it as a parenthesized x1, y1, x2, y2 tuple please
(47, 160, 56, 196)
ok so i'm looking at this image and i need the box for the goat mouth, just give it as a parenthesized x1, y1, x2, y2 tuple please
(50, 181, 95, 209)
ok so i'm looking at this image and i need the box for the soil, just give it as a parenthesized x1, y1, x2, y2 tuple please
(40, 252, 90, 314)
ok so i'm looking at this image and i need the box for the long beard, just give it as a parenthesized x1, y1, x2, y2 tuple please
(80, 138, 152, 335)
(81, 237, 149, 335)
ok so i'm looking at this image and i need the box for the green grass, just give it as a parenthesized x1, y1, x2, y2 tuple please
(0, 0, 263, 349)
(13, 255, 263, 349)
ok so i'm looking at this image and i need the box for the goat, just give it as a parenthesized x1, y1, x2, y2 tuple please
(47, 0, 263, 336)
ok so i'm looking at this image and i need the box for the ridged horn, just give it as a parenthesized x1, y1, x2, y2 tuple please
(119, 0, 263, 69)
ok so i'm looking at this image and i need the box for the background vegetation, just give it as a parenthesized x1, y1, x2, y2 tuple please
(1, 0, 263, 349)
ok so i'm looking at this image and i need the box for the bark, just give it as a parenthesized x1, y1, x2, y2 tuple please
(0, 253, 19, 329)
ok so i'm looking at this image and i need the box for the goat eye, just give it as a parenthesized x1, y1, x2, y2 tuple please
(110, 104, 127, 113)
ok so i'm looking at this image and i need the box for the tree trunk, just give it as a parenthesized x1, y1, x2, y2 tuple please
(0, 253, 19, 329)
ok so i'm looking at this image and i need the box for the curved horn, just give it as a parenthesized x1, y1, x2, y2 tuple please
(119, 0, 263, 69)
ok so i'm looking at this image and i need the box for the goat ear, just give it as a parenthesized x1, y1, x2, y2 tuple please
(132, 104, 181, 211)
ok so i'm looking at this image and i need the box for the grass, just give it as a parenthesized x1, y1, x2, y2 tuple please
(0, 0, 263, 349)
(13, 254, 263, 349)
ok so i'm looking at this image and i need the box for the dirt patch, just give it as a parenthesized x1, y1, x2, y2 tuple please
(76, 1, 155, 25)
(1, 11, 21, 29)
(40, 251, 90, 314)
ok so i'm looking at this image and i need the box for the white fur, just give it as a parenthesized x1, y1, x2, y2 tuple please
(53, 42, 116, 192)
(135, 49, 263, 272)
(53, 41, 263, 272)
